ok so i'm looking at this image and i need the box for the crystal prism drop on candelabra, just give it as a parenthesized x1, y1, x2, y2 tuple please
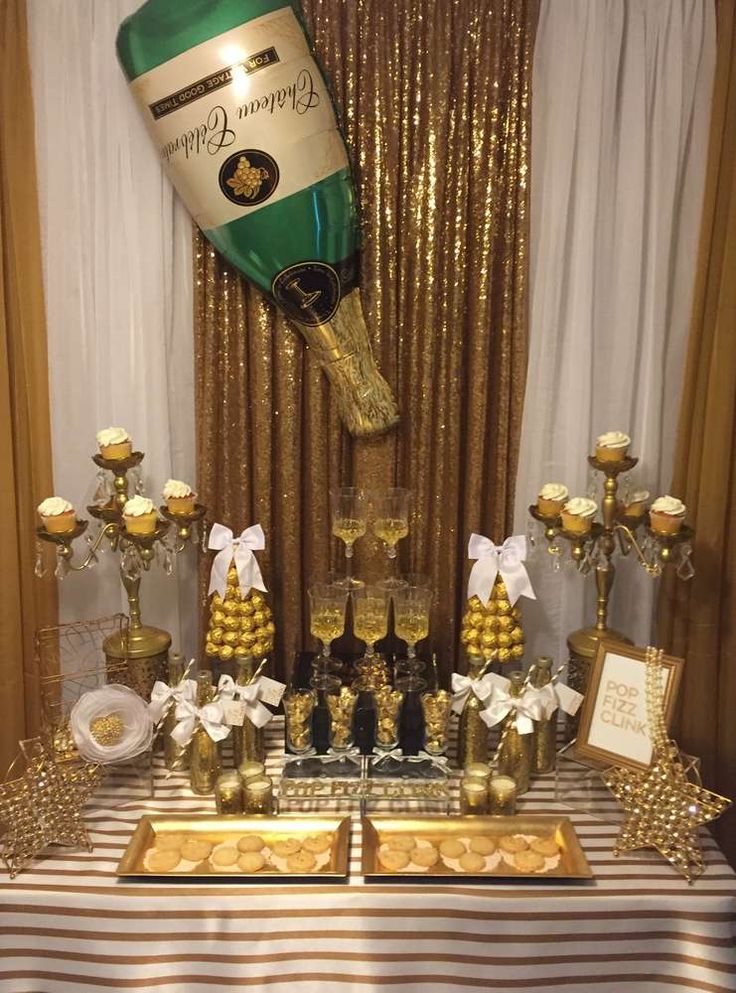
(676, 542, 695, 581)
(121, 545, 142, 582)
(34, 542, 46, 578)
(54, 549, 69, 579)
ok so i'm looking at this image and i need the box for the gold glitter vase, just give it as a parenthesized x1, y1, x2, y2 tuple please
(498, 670, 531, 794)
(231, 655, 265, 769)
(531, 656, 557, 775)
(457, 655, 489, 767)
(189, 672, 221, 795)
(163, 652, 190, 772)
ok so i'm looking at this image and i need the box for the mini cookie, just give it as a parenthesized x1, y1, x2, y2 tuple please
(271, 838, 302, 858)
(237, 835, 265, 853)
(147, 849, 181, 872)
(458, 851, 486, 872)
(378, 849, 410, 871)
(499, 834, 529, 855)
(383, 834, 415, 853)
(410, 845, 439, 868)
(530, 835, 560, 857)
(238, 852, 265, 872)
(286, 850, 317, 873)
(439, 839, 466, 859)
(155, 833, 186, 852)
(180, 838, 213, 862)
(302, 833, 333, 854)
(469, 836, 497, 856)
(211, 846, 239, 867)
(514, 849, 546, 872)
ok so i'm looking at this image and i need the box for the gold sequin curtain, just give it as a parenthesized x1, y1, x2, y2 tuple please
(195, 0, 536, 681)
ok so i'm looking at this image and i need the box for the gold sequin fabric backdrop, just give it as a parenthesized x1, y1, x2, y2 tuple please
(195, 0, 537, 681)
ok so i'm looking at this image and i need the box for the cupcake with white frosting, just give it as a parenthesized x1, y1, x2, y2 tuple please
(560, 497, 598, 535)
(649, 495, 686, 536)
(620, 488, 650, 519)
(595, 431, 631, 463)
(38, 496, 76, 534)
(537, 483, 568, 517)
(162, 479, 196, 515)
(122, 495, 158, 535)
(97, 427, 132, 461)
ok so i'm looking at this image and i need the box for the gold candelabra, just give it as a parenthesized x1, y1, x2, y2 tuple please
(35, 451, 205, 697)
(528, 451, 694, 709)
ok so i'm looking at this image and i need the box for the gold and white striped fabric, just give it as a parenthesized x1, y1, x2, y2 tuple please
(1, 721, 735, 993)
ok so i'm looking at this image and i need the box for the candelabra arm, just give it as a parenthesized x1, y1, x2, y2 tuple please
(53, 522, 118, 572)
(613, 523, 659, 576)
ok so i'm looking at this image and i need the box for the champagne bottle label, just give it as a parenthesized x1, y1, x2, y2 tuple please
(129, 5, 347, 231)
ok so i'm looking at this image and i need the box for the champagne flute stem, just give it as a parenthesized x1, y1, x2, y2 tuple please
(407, 643, 416, 660)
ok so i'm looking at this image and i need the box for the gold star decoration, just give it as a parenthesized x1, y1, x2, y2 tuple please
(0, 737, 103, 879)
(602, 649, 731, 884)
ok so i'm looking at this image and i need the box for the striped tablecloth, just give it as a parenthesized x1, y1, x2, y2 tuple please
(1, 722, 735, 993)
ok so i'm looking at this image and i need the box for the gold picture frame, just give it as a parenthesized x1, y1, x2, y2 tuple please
(574, 641, 684, 772)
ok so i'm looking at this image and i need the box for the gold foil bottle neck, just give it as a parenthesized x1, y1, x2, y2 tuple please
(167, 651, 185, 684)
(532, 656, 553, 688)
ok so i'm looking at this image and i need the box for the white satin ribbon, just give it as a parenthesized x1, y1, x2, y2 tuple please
(217, 674, 273, 728)
(479, 683, 535, 734)
(450, 672, 496, 715)
(373, 748, 450, 772)
(170, 699, 232, 747)
(467, 533, 536, 606)
(208, 522, 267, 598)
(522, 681, 584, 720)
(148, 677, 197, 724)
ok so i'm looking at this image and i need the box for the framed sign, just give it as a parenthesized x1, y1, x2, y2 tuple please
(575, 641, 684, 771)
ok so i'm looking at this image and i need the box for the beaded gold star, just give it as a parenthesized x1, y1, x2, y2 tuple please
(0, 737, 103, 879)
(602, 649, 731, 884)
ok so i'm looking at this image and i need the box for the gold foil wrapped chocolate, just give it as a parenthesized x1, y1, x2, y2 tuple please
(284, 689, 316, 754)
(205, 563, 275, 664)
(372, 686, 403, 750)
(460, 579, 525, 665)
(326, 686, 358, 751)
(421, 689, 453, 755)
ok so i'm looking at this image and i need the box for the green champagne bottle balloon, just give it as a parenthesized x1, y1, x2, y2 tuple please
(117, 0, 398, 437)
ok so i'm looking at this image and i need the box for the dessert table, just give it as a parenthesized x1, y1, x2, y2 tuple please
(1, 722, 735, 993)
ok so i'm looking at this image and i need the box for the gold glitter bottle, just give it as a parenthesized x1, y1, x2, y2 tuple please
(163, 652, 190, 772)
(189, 671, 221, 795)
(231, 654, 265, 768)
(457, 654, 489, 767)
(498, 670, 531, 794)
(531, 656, 556, 775)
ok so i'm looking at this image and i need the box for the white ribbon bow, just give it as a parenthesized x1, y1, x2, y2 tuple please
(208, 522, 267, 598)
(374, 748, 450, 771)
(450, 672, 496, 715)
(170, 699, 232, 747)
(148, 677, 197, 724)
(479, 681, 536, 734)
(217, 674, 273, 729)
(467, 533, 536, 606)
(522, 681, 583, 721)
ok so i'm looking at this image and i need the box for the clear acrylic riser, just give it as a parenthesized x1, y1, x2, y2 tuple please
(278, 752, 451, 816)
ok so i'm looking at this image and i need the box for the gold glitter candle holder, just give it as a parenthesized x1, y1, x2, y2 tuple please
(215, 772, 243, 814)
(326, 686, 358, 752)
(460, 778, 491, 815)
(420, 689, 453, 756)
(238, 760, 265, 783)
(489, 774, 517, 815)
(284, 688, 316, 755)
(243, 775, 274, 815)
(373, 686, 403, 750)
(464, 762, 492, 785)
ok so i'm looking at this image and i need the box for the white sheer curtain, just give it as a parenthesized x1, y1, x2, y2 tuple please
(514, 0, 716, 663)
(27, 0, 198, 657)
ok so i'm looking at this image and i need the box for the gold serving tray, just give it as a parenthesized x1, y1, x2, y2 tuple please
(362, 815, 593, 880)
(117, 814, 351, 879)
